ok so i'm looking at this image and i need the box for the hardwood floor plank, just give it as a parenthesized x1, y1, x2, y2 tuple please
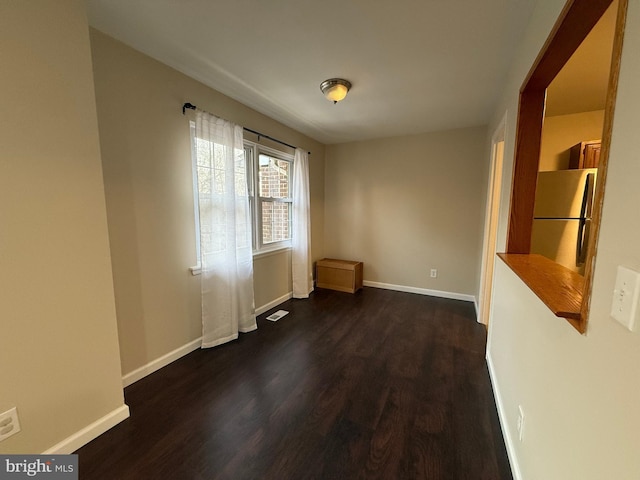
(345, 371, 390, 430)
(316, 418, 373, 480)
(360, 395, 402, 478)
(76, 287, 512, 480)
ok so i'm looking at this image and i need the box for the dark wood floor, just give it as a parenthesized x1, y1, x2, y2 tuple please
(76, 287, 512, 480)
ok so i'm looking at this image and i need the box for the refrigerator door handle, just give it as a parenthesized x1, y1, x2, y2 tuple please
(577, 219, 591, 264)
(576, 173, 595, 265)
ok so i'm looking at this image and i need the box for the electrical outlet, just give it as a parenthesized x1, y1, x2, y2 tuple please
(430, 269, 438, 278)
(516, 405, 525, 442)
(0, 407, 21, 442)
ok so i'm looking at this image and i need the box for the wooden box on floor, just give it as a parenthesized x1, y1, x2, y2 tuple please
(316, 258, 363, 294)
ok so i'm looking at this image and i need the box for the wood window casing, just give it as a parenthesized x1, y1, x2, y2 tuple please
(501, 0, 627, 333)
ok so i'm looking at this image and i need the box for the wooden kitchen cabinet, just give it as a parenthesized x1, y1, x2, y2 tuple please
(569, 140, 601, 169)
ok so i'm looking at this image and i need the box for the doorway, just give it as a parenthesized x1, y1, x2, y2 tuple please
(478, 115, 506, 326)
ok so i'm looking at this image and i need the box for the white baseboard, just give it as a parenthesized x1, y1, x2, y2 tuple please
(43, 404, 130, 454)
(486, 351, 523, 480)
(122, 337, 202, 387)
(121, 294, 293, 388)
(363, 280, 476, 304)
(256, 292, 293, 316)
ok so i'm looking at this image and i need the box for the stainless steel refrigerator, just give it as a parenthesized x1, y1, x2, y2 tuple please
(531, 168, 597, 274)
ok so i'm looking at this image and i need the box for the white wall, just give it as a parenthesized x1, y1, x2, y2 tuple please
(324, 127, 487, 299)
(0, 1, 126, 453)
(89, 30, 325, 378)
(487, 1, 640, 478)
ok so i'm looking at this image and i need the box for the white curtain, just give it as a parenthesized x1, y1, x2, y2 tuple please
(194, 111, 256, 348)
(292, 148, 313, 298)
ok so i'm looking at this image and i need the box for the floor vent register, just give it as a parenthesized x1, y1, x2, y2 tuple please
(266, 310, 289, 322)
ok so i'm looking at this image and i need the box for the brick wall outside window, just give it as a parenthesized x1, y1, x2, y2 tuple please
(259, 155, 291, 244)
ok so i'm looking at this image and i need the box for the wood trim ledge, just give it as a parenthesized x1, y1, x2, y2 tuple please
(498, 253, 585, 333)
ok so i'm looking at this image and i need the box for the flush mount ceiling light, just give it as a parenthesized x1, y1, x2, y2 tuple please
(320, 78, 352, 104)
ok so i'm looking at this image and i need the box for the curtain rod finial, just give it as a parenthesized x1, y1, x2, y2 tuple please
(182, 102, 196, 115)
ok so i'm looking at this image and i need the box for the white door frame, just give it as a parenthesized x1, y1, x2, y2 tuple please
(478, 113, 507, 326)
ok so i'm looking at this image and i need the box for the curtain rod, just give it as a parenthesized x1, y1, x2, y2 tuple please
(182, 102, 310, 155)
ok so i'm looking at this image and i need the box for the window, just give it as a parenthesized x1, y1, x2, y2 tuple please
(245, 143, 293, 252)
(190, 122, 293, 269)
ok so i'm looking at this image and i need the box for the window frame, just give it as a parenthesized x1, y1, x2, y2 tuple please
(190, 121, 202, 274)
(244, 141, 294, 255)
(189, 123, 294, 274)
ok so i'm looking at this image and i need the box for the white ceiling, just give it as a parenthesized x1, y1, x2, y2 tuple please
(85, 0, 537, 144)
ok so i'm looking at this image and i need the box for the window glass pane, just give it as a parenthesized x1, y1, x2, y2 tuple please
(195, 139, 226, 196)
(261, 200, 291, 244)
(197, 166, 212, 195)
(235, 206, 251, 249)
(195, 137, 212, 167)
(193, 135, 253, 256)
(259, 154, 290, 199)
(198, 198, 227, 254)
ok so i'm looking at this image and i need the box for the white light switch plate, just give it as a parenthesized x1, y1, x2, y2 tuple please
(610, 266, 640, 331)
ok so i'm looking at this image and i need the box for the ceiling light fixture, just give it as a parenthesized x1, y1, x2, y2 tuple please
(320, 78, 352, 104)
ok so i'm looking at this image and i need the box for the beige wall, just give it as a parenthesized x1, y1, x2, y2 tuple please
(89, 30, 325, 377)
(539, 110, 605, 170)
(253, 250, 293, 309)
(324, 127, 487, 297)
(0, 1, 126, 453)
(487, 0, 640, 478)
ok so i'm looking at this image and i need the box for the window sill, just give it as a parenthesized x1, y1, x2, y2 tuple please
(253, 245, 291, 260)
(188, 246, 291, 276)
(497, 253, 586, 333)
